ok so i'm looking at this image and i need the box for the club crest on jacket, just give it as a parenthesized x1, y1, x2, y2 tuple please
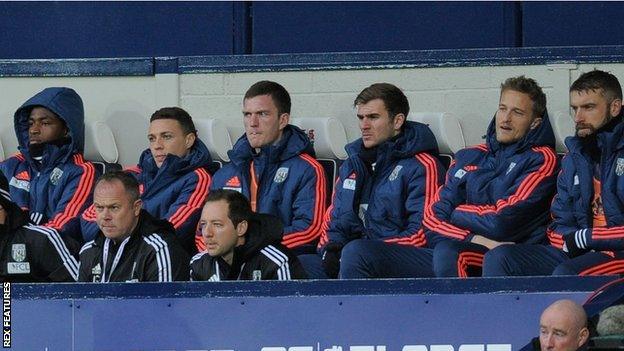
(616, 158, 624, 176)
(273, 167, 289, 183)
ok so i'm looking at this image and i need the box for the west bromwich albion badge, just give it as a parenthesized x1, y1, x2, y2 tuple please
(616, 158, 624, 176)
(273, 167, 289, 183)
(389, 165, 403, 181)
(11, 244, 26, 262)
(50, 167, 64, 185)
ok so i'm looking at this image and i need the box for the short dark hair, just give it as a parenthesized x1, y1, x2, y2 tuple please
(500, 76, 547, 118)
(95, 171, 140, 202)
(205, 189, 252, 227)
(244, 81, 291, 115)
(150, 107, 197, 136)
(354, 83, 410, 119)
(570, 70, 623, 103)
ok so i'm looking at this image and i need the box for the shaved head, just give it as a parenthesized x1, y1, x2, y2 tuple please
(540, 299, 589, 351)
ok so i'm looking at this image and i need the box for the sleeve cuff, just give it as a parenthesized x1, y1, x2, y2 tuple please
(573, 228, 591, 249)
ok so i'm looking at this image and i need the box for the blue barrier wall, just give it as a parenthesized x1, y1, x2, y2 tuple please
(0, 2, 236, 59)
(8, 276, 619, 350)
(523, 2, 624, 47)
(2, 2, 624, 59)
(250, 2, 521, 54)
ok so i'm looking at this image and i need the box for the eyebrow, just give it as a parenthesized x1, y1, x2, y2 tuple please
(243, 109, 270, 114)
(29, 115, 55, 121)
(357, 113, 381, 118)
(147, 131, 174, 136)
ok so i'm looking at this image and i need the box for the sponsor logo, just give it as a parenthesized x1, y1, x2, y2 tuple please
(226, 176, 241, 187)
(7, 262, 30, 274)
(454, 169, 467, 179)
(91, 263, 102, 282)
(343, 179, 356, 190)
(14, 171, 29, 181)
(505, 162, 516, 175)
(8, 178, 29, 192)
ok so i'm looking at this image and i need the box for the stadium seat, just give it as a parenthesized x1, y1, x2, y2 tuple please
(290, 117, 349, 205)
(193, 118, 233, 163)
(409, 112, 466, 169)
(0, 137, 4, 161)
(84, 120, 121, 174)
(553, 110, 575, 153)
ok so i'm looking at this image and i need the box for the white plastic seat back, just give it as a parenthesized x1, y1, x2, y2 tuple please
(553, 110, 575, 152)
(409, 112, 466, 154)
(290, 117, 348, 160)
(194, 118, 233, 162)
(84, 120, 119, 163)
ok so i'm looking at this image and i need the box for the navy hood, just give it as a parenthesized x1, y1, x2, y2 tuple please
(346, 120, 440, 159)
(485, 109, 556, 154)
(229, 124, 316, 165)
(138, 137, 214, 177)
(14, 87, 85, 161)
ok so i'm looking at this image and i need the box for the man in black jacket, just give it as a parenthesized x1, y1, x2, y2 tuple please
(0, 173, 79, 282)
(78, 171, 189, 282)
(191, 189, 306, 281)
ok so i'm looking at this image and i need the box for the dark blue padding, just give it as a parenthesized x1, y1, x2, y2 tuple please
(0, 2, 235, 60)
(11, 275, 619, 300)
(523, 2, 624, 47)
(0, 58, 154, 77)
(1, 46, 624, 77)
(251, 2, 520, 54)
(176, 46, 624, 74)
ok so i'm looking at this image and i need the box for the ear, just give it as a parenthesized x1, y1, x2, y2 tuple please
(610, 98, 622, 117)
(278, 113, 290, 130)
(133, 199, 143, 216)
(236, 220, 248, 237)
(578, 327, 589, 347)
(185, 132, 196, 150)
(530, 117, 543, 130)
(393, 113, 406, 131)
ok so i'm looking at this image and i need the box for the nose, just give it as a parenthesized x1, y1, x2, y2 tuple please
(201, 225, 213, 239)
(544, 334, 555, 349)
(101, 209, 112, 221)
(360, 117, 370, 130)
(500, 110, 512, 122)
(153, 137, 164, 149)
(573, 109, 584, 123)
(29, 123, 40, 135)
(249, 113, 260, 127)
